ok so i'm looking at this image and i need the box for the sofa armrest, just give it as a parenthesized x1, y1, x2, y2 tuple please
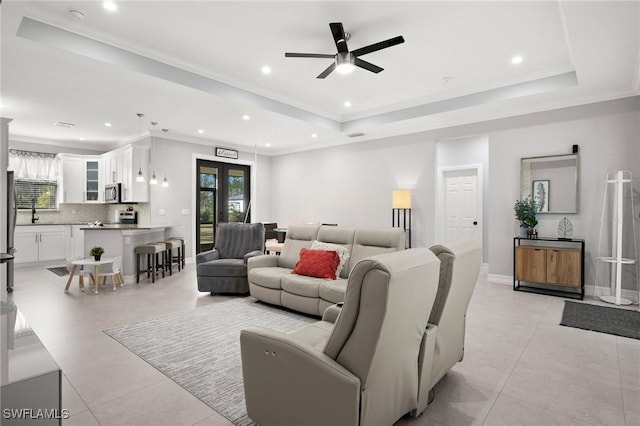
(247, 254, 280, 270)
(243, 250, 264, 264)
(240, 326, 360, 426)
(196, 249, 220, 264)
(321, 303, 344, 323)
(412, 323, 438, 417)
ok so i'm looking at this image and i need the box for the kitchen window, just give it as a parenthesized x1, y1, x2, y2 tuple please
(8, 149, 60, 209)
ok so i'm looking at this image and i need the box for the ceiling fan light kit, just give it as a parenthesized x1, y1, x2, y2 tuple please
(285, 22, 404, 79)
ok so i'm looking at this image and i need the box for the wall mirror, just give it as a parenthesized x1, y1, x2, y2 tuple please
(520, 153, 579, 214)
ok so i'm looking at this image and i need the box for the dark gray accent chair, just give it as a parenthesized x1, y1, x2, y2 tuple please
(196, 222, 265, 294)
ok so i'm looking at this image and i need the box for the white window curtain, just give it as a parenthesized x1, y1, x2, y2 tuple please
(8, 149, 60, 209)
(8, 149, 59, 180)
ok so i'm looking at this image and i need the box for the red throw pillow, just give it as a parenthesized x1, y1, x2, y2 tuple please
(293, 248, 340, 280)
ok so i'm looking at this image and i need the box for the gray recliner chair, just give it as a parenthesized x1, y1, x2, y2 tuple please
(196, 222, 265, 294)
(240, 247, 441, 426)
(413, 239, 481, 416)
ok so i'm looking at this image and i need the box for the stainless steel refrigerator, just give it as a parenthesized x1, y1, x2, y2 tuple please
(6, 170, 17, 292)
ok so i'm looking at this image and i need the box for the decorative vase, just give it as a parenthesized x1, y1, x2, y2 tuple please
(527, 228, 538, 239)
(94, 255, 101, 261)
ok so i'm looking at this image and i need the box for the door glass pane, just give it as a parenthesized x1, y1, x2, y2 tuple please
(200, 167, 217, 189)
(199, 190, 215, 251)
(227, 169, 245, 222)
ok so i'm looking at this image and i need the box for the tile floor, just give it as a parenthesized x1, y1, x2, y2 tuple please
(7, 264, 640, 426)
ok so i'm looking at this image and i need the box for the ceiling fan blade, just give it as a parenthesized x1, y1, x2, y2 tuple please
(285, 52, 336, 59)
(329, 22, 349, 53)
(317, 62, 336, 79)
(351, 35, 405, 57)
(354, 57, 383, 74)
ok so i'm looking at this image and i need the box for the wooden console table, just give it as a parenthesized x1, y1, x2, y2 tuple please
(513, 237, 585, 299)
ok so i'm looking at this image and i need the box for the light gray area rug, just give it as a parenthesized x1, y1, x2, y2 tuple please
(104, 298, 315, 425)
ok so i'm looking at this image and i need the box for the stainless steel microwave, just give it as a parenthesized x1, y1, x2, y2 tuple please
(105, 183, 122, 203)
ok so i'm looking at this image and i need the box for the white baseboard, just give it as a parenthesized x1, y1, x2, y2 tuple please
(485, 274, 639, 303)
(487, 274, 512, 285)
(586, 285, 639, 301)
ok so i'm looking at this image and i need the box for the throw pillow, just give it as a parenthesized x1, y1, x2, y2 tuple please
(293, 248, 341, 280)
(310, 240, 350, 278)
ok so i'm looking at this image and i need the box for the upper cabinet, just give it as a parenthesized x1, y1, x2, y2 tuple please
(103, 145, 149, 203)
(59, 154, 103, 203)
(59, 143, 149, 204)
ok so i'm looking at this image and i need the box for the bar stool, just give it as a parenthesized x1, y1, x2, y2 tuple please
(135, 243, 166, 283)
(162, 239, 182, 275)
(171, 237, 186, 268)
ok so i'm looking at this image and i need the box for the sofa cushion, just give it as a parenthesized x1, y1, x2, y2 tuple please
(293, 248, 340, 279)
(311, 240, 350, 278)
(319, 279, 348, 304)
(278, 224, 320, 269)
(282, 274, 324, 298)
(197, 259, 246, 277)
(248, 267, 292, 289)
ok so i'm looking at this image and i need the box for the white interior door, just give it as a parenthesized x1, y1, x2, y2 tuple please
(444, 169, 481, 244)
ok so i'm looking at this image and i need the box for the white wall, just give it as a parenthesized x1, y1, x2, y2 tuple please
(147, 137, 272, 260)
(488, 96, 640, 290)
(270, 96, 640, 293)
(271, 133, 437, 249)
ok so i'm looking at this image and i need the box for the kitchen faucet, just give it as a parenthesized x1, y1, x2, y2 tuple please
(31, 199, 39, 224)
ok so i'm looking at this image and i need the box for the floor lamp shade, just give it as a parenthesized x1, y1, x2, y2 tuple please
(393, 190, 412, 209)
(392, 190, 412, 248)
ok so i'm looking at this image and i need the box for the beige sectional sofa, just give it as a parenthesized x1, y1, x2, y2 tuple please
(247, 223, 406, 316)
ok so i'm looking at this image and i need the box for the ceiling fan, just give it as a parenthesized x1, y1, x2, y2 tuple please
(285, 22, 405, 79)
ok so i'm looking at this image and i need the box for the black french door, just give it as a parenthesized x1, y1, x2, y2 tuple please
(196, 159, 251, 253)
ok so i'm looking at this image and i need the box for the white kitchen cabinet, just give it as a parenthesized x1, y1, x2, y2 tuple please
(14, 226, 67, 264)
(65, 225, 85, 260)
(59, 154, 103, 203)
(101, 144, 148, 203)
(59, 155, 84, 204)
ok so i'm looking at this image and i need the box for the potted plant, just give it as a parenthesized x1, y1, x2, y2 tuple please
(89, 246, 105, 261)
(514, 197, 539, 238)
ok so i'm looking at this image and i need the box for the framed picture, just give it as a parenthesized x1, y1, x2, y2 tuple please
(532, 180, 550, 212)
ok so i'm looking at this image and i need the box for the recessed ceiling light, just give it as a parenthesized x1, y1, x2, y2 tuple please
(344, 101, 352, 108)
(242, 115, 250, 121)
(103, 1, 117, 12)
(265, 143, 271, 147)
(79, 137, 85, 141)
(261, 65, 271, 75)
(311, 133, 318, 138)
(511, 55, 523, 65)
(197, 129, 204, 134)
(104, 122, 112, 127)
(68, 9, 85, 20)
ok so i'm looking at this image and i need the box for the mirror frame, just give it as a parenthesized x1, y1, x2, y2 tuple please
(520, 153, 579, 214)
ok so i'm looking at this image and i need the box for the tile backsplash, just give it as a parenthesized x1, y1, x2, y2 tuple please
(16, 203, 150, 225)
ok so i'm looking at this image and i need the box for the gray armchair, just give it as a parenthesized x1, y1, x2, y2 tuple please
(240, 248, 441, 426)
(196, 222, 265, 294)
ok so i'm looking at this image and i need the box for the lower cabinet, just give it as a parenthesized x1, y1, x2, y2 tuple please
(513, 237, 584, 299)
(14, 226, 67, 264)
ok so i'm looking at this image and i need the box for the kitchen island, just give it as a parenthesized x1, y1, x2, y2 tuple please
(80, 225, 175, 282)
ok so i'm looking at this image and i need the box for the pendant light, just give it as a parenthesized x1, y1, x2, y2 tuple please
(149, 121, 158, 185)
(160, 128, 169, 188)
(135, 113, 145, 183)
